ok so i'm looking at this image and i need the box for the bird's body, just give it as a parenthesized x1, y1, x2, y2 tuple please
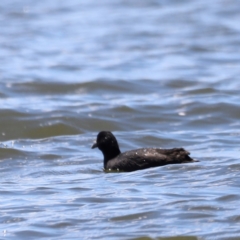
(104, 148, 193, 172)
(92, 131, 196, 172)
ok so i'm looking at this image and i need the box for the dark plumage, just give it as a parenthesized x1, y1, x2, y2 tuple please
(92, 131, 196, 172)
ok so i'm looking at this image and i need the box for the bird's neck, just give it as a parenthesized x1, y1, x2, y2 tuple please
(103, 147, 121, 166)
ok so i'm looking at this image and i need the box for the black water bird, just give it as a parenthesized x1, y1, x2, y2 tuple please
(92, 131, 196, 172)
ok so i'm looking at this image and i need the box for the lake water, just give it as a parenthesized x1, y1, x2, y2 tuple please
(1, 0, 240, 239)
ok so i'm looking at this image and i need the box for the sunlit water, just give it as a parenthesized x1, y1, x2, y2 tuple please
(1, 0, 240, 239)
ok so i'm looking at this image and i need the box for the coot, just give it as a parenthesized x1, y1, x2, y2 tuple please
(92, 131, 196, 172)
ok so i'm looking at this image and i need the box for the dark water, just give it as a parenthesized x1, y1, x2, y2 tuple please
(1, 0, 240, 239)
